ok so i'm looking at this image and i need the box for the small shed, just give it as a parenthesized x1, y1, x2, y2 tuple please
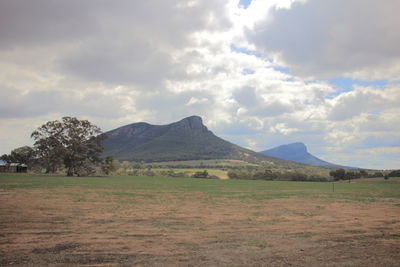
(0, 162, 28, 173)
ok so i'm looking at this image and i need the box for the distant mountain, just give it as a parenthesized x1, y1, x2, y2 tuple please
(102, 116, 290, 164)
(260, 142, 351, 168)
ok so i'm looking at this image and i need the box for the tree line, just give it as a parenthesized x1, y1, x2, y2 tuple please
(227, 169, 328, 182)
(1, 117, 115, 176)
(329, 168, 397, 181)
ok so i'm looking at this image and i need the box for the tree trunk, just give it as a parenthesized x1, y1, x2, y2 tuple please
(67, 167, 74, 176)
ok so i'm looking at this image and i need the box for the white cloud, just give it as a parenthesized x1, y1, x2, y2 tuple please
(327, 85, 399, 121)
(186, 97, 209, 106)
(270, 123, 299, 135)
(0, 0, 398, 169)
(247, 0, 400, 80)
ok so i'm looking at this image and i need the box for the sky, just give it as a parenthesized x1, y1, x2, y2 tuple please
(0, 0, 399, 169)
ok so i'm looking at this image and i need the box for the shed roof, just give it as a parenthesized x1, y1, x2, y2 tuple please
(0, 162, 27, 167)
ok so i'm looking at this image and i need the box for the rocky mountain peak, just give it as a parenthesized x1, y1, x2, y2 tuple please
(285, 142, 308, 153)
(173, 116, 208, 132)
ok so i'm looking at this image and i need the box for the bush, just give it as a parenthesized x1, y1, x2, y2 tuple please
(192, 170, 209, 178)
(115, 168, 127, 175)
(290, 173, 308, 181)
(252, 169, 277, 180)
(329, 169, 345, 181)
(371, 172, 384, 178)
(388, 170, 400, 177)
(144, 170, 155, 176)
(227, 170, 253, 180)
(308, 175, 328, 182)
(127, 169, 139, 176)
(163, 169, 187, 178)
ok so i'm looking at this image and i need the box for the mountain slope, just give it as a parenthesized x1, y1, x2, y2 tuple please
(102, 116, 286, 163)
(260, 142, 349, 168)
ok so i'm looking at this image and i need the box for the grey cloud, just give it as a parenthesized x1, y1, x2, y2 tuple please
(359, 113, 400, 133)
(233, 87, 258, 107)
(328, 87, 398, 121)
(133, 90, 217, 124)
(247, 0, 400, 78)
(0, 0, 96, 48)
(0, 85, 128, 119)
(233, 87, 294, 116)
(61, 41, 173, 87)
(0, 0, 231, 86)
(0, 0, 230, 48)
(0, 87, 61, 118)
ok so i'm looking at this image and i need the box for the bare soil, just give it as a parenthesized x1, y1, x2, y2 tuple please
(1, 188, 399, 266)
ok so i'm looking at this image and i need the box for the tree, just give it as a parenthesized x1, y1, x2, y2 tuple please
(359, 170, 368, 178)
(101, 156, 116, 175)
(388, 170, 400, 178)
(0, 154, 12, 163)
(32, 117, 107, 176)
(1, 146, 35, 167)
(31, 119, 65, 173)
(329, 169, 345, 181)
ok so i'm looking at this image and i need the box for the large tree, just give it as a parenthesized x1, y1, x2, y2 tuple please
(31, 117, 107, 176)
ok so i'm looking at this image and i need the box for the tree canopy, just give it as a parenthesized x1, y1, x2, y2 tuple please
(31, 117, 107, 176)
(1, 146, 35, 165)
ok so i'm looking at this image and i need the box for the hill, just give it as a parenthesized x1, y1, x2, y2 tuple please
(102, 116, 289, 164)
(260, 142, 351, 168)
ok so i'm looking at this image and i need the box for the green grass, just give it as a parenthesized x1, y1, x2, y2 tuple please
(1, 173, 400, 202)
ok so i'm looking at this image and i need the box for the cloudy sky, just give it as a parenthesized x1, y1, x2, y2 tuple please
(1, 0, 399, 169)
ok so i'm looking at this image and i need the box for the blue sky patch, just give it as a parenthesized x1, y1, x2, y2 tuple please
(230, 44, 254, 56)
(239, 0, 252, 9)
(230, 44, 266, 60)
(329, 77, 388, 91)
(273, 66, 289, 74)
(327, 77, 389, 99)
(242, 68, 255, 75)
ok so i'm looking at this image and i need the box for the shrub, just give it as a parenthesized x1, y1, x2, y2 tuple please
(308, 175, 328, 182)
(329, 169, 345, 181)
(192, 170, 209, 178)
(252, 169, 276, 180)
(388, 170, 400, 177)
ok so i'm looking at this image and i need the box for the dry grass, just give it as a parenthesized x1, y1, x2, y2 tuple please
(1, 175, 400, 266)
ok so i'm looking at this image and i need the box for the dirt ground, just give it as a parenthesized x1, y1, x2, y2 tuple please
(1, 188, 399, 266)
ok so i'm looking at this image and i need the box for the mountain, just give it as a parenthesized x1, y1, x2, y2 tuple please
(102, 116, 287, 163)
(260, 142, 349, 168)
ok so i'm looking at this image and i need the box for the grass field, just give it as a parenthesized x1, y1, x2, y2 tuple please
(1, 173, 400, 266)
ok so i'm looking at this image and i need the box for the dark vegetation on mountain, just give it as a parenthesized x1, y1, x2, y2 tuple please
(260, 142, 351, 168)
(103, 116, 294, 166)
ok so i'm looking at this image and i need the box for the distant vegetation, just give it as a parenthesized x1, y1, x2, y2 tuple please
(327, 169, 400, 181)
(227, 168, 328, 182)
(2, 116, 398, 181)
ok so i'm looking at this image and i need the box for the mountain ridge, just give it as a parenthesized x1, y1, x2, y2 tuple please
(260, 142, 352, 168)
(102, 116, 288, 164)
